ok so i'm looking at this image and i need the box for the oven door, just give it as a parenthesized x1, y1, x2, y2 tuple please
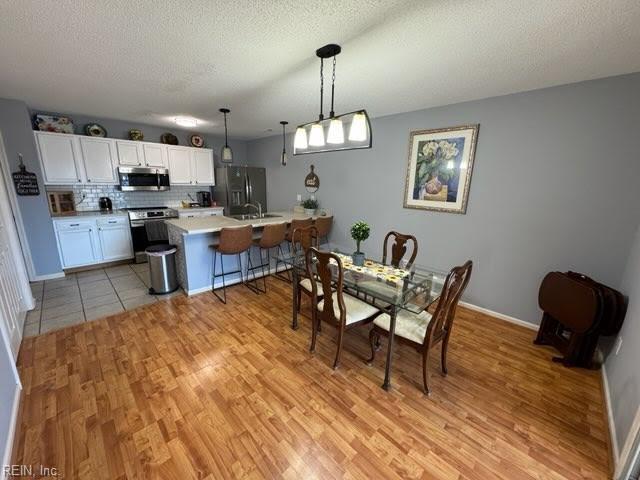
(118, 166, 162, 191)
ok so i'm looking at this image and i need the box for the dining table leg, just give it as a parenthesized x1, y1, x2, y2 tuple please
(291, 267, 299, 330)
(382, 305, 397, 391)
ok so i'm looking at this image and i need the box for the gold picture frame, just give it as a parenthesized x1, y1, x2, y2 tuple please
(403, 124, 479, 214)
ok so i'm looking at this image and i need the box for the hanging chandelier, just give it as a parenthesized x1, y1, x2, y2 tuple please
(293, 44, 372, 155)
(219, 108, 233, 163)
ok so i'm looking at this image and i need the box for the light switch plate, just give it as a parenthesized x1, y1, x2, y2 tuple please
(296, 194, 302, 202)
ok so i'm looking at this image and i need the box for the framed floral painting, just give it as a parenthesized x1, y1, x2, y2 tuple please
(403, 124, 479, 214)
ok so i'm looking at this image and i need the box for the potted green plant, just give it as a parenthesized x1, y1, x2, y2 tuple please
(301, 198, 318, 216)
(350, 221, 370, 266)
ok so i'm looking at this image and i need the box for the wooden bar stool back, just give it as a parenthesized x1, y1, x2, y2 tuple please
(210, 225, 259, 303)
(314, 216, 333, 246)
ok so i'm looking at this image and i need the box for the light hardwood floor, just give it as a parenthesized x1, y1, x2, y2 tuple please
(14, 280, 611, 479)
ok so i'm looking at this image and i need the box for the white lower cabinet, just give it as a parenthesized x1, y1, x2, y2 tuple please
(55, 221, 99, 267)
(54, 215, 133, 268)
(96, 217, 134, 261)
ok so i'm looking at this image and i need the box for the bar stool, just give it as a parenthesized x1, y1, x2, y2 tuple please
(210, 225, 259, 303)
(314, 216, 333, 247)
(250, 222, 287, 292)
(285, 217, 313, 253)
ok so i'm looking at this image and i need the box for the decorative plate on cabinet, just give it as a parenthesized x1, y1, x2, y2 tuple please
(190, 134, 204, 148)
(84, 123, 107, 137)
(161, 133, 178, 145)
(34, 114, 75, 134)
(129, 129, 144, 141)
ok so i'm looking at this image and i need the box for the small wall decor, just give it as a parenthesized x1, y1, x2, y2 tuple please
(403, 124, 479, 214)
(84, 123, 107, 137)
(190, 134, 204, 148)
(129, 129, 144, 141)
(12, 154, 40, 196)
(161, 133, 179, 145)
(305, 164, 320, 192)
(34, 114, 74, 134)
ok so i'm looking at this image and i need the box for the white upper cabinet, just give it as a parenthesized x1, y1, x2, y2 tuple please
(168, 147, 215, 185)
(35, 131, 209, 185)
(142, 142, 166, 168)
(78, 137, 117, 184)
(115, 140, 143, 166)
(192, 149, 215, 185)
(167, 146, 192, 184)
(35, 131, 83, 184)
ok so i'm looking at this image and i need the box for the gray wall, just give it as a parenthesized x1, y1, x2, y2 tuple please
(606, 224, 640, 451)
(0, 98, 62, 276)
(247, 73, 640, 325)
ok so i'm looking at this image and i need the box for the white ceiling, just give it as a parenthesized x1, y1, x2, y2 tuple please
(1, 0, 639, 139)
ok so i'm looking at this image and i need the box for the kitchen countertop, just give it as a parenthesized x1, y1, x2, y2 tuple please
(166, 211, 324, 235)
(51, 209, 128, 219)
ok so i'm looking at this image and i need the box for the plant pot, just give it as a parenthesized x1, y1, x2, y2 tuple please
(304, 208, 316, 216)
(352, 252, 365, 266)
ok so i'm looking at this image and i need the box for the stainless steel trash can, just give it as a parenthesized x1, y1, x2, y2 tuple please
(145, 244, 179, 294)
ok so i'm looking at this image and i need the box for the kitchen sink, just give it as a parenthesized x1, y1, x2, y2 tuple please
(229, 213, 282, 220)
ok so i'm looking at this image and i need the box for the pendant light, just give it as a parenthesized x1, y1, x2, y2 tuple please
(219, 108, 233, 163)
(280, 121, 288, 166)
(293, 44, 372, 155)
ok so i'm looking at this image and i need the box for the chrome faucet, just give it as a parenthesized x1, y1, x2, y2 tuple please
(244, 202, 262, 218)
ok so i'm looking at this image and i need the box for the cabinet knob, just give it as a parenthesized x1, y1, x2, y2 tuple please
(138, 162, 142, 166)
(87, 179, 91, 182)
(77, 179, 81, 182)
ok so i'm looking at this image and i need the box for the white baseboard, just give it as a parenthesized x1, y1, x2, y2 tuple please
(31, 271, 65, 282)
(2, 381, 21, 474)
(602, 364, 620, 470)
(460, 301, 538, 330)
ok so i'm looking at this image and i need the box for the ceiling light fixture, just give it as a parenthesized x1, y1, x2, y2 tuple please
(219, 108, 233, 163)
(175, 116, 198, 127)
(280, 121, 288, 166)
(294, 44, 372, 155)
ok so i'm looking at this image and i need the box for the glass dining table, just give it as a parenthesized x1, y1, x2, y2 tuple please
(274, 247, 447, 391)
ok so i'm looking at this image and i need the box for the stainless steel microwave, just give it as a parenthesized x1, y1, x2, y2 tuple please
(117, 166, 170, 191)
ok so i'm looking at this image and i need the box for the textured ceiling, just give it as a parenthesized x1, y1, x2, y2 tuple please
(1, 0, 639, 139)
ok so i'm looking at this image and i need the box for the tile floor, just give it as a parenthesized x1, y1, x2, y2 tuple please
(24, 263, 183, 337)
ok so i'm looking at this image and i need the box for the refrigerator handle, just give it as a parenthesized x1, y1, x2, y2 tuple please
(248, 174, 253, 203)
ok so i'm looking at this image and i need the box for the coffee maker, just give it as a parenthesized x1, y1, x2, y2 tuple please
(99, 197, 113, 211)
(197, 191, 212, 207)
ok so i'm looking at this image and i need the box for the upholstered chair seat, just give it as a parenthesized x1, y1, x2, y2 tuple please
(318, 292, 380, 325)
(373, 310, 433, 344)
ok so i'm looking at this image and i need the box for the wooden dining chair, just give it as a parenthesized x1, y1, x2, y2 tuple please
(382, 231, 418, 269)
(307, 247, 383, 369)
(292, 225, 322, 313)
(368, 260, 472, 394)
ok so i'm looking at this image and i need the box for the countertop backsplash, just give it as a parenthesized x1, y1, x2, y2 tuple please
(46, 185, 211, 211)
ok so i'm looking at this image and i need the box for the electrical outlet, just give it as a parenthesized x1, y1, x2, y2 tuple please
(615, 336, 623, 355)
(296, 194, 302, 202)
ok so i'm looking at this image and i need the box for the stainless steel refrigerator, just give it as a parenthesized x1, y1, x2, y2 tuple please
(213, 166, 267, 216)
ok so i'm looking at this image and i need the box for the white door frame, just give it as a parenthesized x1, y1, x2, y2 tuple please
(616, 407, 640, 479)
(0, 131, 38, 282)
(0, 313, 22, 475)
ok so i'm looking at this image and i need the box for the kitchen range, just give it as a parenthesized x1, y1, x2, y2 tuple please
(125, 206, 178, 263)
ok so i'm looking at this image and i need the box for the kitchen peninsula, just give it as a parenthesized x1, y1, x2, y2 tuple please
(166, 211, 324, 295)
